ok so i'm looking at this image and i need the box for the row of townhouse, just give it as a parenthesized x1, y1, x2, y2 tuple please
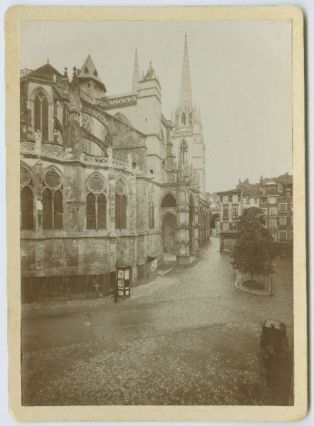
(217, 174, 293, 256)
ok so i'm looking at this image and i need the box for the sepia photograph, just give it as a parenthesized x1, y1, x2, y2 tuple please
(5, 5, 307, 422)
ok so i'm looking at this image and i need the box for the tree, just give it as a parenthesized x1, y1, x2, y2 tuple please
(231, 207, 274, 283)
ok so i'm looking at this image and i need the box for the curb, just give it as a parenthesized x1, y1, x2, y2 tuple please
(234, 279, 272, 297)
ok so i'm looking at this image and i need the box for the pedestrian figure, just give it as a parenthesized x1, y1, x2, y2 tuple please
(113, 285, 119, 303)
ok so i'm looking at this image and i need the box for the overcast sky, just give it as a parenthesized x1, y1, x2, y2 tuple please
(21, 20, 292, 193)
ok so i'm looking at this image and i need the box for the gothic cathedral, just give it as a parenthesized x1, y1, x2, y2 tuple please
(20, 36, 211, 297)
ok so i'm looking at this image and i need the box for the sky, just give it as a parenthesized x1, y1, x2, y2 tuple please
(21, 20, 292, 193)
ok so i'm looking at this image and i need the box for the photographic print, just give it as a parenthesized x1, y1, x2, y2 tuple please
(6, 5, 306, 422)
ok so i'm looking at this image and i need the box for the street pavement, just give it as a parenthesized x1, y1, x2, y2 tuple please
(21, 237, 293, 406)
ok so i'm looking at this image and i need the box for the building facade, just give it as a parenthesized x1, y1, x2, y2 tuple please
(20, 37, 211, 300)
(217, 175, 293, 255)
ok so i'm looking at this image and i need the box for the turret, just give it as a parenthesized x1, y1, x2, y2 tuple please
(136, 60, 162, 135)
(78, 54, 106, 99)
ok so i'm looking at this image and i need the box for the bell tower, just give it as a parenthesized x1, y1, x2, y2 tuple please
(171, 35, 206, 194)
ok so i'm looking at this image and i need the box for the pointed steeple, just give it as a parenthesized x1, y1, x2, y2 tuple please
(132, 48, 139, 92)
(178, 34, 192, 108)
(175, 35, 194, 129)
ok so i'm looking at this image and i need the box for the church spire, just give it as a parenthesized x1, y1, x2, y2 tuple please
(178, 34, 192, 108)
(132, 48, 139, 92)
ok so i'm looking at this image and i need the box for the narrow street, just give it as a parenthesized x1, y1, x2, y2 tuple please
(22, 237, 293, 406)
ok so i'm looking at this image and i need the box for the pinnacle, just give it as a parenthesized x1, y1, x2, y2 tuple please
(132, 48, 140, 92)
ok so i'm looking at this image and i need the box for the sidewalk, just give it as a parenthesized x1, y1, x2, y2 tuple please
(22, 294, 115, 320)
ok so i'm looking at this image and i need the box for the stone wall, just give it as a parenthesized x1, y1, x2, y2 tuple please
(21, 237, 112, 278)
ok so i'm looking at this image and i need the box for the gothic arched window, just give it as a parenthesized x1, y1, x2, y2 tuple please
(97, 194, 106, 229)
(54, 189, 63, 229)
(115, 179, 127, 230)
(86, 193, 96, 229)
(182, 112, 186, 125)
(86, 173, 107, 230)
(86, 193, 107, 230)
(43, 188, 53, 230)
(42, 169, 63, 230)
(34, 92, 49, 141)
(21, 186, 34, 230)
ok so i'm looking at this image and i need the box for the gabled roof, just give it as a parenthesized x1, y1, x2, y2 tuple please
(29, 63, 63, 79)
(78, 55, 106, 92)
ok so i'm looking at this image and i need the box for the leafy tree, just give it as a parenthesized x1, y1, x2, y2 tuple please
(231, 207, 274, 282)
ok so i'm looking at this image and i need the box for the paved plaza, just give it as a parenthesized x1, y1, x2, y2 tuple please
(22, 237, 293, 405)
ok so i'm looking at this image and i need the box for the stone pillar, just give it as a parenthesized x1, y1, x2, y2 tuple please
(128, 175, 137, 284)
(109, 237, 116, 273)
(26, 100, 33, 139)
(128, 175, 137, 234)
(64, 164, 85, 233)
(33, 160, 43, 233)
(108, 174, 117, 273)
(176, 185, 190, 263)
(108, 173, 116, 235)
(191, 192, 199, 255)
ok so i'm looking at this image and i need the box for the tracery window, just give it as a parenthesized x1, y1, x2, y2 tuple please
(86, 173, 107, 230)
(42, 168, 63, 230)
(115, 179, 127, 230)
(182, 112, 186, 125)
(20, 166, 34, 230)
(34, 92, 49, 140)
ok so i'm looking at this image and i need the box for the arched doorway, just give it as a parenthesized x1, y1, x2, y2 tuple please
(161, 213, 176, 253)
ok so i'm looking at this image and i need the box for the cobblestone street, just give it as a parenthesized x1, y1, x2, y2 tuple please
(22, 237, 293, 406)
